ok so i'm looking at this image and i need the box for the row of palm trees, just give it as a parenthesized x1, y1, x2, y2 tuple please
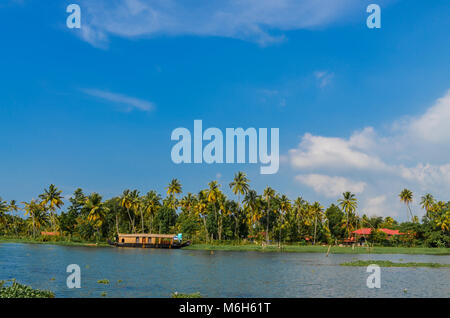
(1, 174, 449, 243)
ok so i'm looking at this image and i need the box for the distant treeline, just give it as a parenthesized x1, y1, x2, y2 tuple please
(0, 172, 449, 247)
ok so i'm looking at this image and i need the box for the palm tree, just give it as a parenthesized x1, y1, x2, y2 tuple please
(263, 187, 275, 245)
(420, 194, 435, 219)
(293, 197, 307, 240)
(435, 210, 450, 232)
(229, 172, 250, 241)
(39, 184, 64, 233)
(85, 193, 109, 240)
(311, 202, 324, 245)
(142, 191, 162, 233)
(120, 190, 137, 233)
(243, 190, 259, 230)
(278, 195, 291, 246)
(229, 171, 250, 205)
(8, 200, 19, 235)
(206, 181, 222, 240)
(0, 198, 8, 230)
(196, 190, 209, 242)
(166, 179, 182, 209)
(338, 192, 358, 239)
(399, 189, 414, 222)
(22, 200, 46, 238)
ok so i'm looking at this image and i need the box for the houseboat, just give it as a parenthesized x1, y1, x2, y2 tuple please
(108, 233, 191, 249)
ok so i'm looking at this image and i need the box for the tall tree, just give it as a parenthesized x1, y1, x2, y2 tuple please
(0, 198, 8, 231)
(338, 192, 358, 238)
(120, 190, 137, 233)
(166, 179, 182, 209)
(263, 187, 275, 245)
(39, 184, 64, 233)
(278, 195, 291, 246)
(8, 200, 19, 235)
(399, 188, 414, 222)
(22, 200, 46, 238)
(420, 193, 435, 219)
(311, 202, 324, 245)
(85, 193, 109, 240)
(142, 191, 162, 234)
(229, 172, 250, 240)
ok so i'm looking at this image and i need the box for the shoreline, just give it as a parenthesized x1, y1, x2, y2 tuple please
(1, 238, 449, 255)
(0, 237, 110, 248)
(184, 244, 450, 255)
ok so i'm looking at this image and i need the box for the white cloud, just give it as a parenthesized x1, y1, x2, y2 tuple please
(82, 88, 155, 112)
(406, 90, 450, 144)
(295, 174, 366, 198)
(362, 195, 388, 217)
(289, 128, 389, 172)
(288, 90, 450, 220)
(78, 0, 366, 47)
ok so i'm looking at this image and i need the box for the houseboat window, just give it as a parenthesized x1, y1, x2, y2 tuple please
(136, 237, 139, 243)
(121, 238, 124, 243)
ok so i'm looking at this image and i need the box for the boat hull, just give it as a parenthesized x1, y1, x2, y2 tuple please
(108, 240, 190, 249)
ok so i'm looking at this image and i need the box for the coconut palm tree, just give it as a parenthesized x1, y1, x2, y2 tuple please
(142, 191, 162, 233)
(399, 188, 414, 222)
(293, 197, 307, 240)
(8, 200, 19, 235)
(229, 171, 250, 205)
(338, 192, 358, 239)
(39, 184, 64, 233)
(196, 190, 209, 242)
(435, 210, 450, 232)
(166, 179, 182, 209)
(278, 195, 291, 246)
(206, 181, 222, 239)
(85, 193, 109, 240)
(0, 198, 8, 231)
(243, 190, 259, 229)
(420, 193, 435, 219)
(311, 202, 324, 245)
(22, 200, 46, 238)
(120, 190, 137, 233)
(263, 187, 276, 245)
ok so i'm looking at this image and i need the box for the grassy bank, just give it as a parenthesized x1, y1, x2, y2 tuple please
(2, 237, 449, 255)
(185, 244, 450, 255)
(0, 237, 110, 247)
(341, 260, 450, 268)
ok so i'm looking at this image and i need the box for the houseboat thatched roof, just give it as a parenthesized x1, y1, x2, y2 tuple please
(118, 233, 176, 239)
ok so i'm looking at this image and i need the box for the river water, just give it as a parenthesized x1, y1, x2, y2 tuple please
(0, 243, 448, 298)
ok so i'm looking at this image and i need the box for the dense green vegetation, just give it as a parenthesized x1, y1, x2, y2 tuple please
(185, 244, 449, 255)
(0, 172, 449, 248)
(340, 260, 450, 268)
(0, 280, 54, 298)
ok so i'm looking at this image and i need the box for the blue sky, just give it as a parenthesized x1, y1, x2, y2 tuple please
(1, 0, 449, 220)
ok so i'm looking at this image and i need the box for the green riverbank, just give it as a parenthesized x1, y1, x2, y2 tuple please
(340, 260, 450, 267)
(0, 237, 110, 247)
(184, 244, 450, 255)
(1, 237, 449, 255)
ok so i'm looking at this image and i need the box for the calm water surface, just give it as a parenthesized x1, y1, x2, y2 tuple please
(0, 243, 449, 298)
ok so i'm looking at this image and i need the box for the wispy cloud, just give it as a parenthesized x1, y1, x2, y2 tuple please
(82, 88, 155, 112)
(314, 71, 334, 88)
(77, 0, 368, 48)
